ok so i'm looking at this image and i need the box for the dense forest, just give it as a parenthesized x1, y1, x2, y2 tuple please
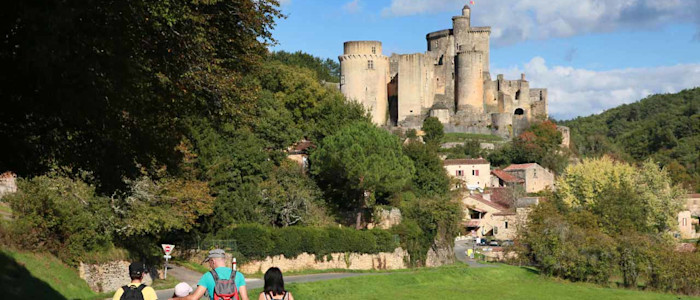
(559, 88, 700, 192)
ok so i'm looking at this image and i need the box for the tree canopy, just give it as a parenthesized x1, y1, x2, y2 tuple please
(311, 121, 415, 227)
(0, 0, 282, 191)
(559, 88, 700, 191)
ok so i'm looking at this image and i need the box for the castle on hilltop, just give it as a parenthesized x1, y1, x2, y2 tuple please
(338, 5, 548, 138)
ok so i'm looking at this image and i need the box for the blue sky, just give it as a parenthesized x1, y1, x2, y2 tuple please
(271, 0, 700, 120)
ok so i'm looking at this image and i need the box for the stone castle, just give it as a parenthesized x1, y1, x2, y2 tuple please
(339, 5, 548, 138)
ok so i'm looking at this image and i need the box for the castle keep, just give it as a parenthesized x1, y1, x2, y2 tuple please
(339, 5, 548, 138)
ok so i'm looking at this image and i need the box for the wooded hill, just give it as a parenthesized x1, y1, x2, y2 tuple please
(559, 88, 700, 192)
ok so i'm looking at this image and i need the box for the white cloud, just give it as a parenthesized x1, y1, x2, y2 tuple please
(381, 0, 700, 46)
(343, 0, 362, 14)
(493, 57, 700, 119)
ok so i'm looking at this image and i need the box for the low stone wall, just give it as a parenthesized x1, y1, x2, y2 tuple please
(239, 248, 409, 274)
(78, 260, 154, 293)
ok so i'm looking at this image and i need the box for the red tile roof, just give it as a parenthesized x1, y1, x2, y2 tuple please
(444, 158, 489, 166)
(491, 170, 524, 183)
(503, 163, 538, 170)
(469, 194, 511, 212)
(462, 220, 481, 227)
(0, 172, 16, 179)
(687, 194, 700, 198)
(289, 140, 315, 153)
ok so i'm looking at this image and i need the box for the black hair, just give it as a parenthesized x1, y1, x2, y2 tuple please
(129, 273, 143, 280)
(263, 267, 285, 296)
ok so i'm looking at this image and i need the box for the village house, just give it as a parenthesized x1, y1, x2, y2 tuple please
(490, 169, 524, 189)
(286, 140, 315, 171)
(443, 158, 490, 190)
(686, 193, 700, 215)
(502, 163, 554, 193)
(0, 171, 17, 199)
(677, 194, 700, 239)
(460, 189, 537, 240)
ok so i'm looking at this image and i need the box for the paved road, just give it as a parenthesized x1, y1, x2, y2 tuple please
(155, 265, 378, 299)
(154, 240, 490, 298)
(453, 239, 493, 268)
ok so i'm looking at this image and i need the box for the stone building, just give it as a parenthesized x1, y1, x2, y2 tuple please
(0, 171, 17, 199)
(502, 163, 554, 193)
(287, 140, 315, 171)
(339, 5, 549, 138)
(686, 193, 700, 216)
(677, 194, 700, 239)
(678, 210, 697, 239)
(490, 169, 524, 189)
(460, 192, 536, 240)
(443, 158, 490, 190)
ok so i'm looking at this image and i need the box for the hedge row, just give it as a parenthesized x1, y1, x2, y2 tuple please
(216, 224, 398, 260)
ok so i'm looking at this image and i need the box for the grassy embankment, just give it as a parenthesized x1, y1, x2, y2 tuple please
(0, 249, 108, 299)
(1, 249, 179, 299)
(248, 264, 699, 300)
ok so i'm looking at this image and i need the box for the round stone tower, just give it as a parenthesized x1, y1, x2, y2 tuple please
(339, 41, 389, 125)
(455, 50, 484, 113)
(462, 5, 471, 20)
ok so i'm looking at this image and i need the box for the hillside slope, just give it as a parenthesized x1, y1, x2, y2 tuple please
(0, 249, 104, 299)
(560, 88, 700, 191)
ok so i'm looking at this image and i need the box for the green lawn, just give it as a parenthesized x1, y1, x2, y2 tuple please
(250, 264, 698, 300)
(443, 132, 503, 143)
(0, 249, 108, 299)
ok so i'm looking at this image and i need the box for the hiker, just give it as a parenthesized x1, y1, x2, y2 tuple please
(113, 262, 158, 300)
(170, 249, 248, 300)
(173, 282, 193, 297)
(258, 267, 294, 300)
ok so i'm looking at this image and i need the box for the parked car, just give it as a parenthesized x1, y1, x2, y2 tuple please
(489, 240, 500, 246)
(501, 240, 514, 246)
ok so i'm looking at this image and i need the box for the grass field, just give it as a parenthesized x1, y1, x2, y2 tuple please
(443, 132, 504, 143)
(249, 264, 698, 300)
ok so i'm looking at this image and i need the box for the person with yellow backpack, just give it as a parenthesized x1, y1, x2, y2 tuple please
(113, 262, 158, 300)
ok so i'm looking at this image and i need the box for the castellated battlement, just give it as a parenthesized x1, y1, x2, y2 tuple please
(339, 6, 549, 138)
(343, 41, 383, 55)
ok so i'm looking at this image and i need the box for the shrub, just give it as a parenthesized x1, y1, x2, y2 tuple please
(647, 246, 700, 296)
(395, 195, 462, 267)
(4, 175, 114, 265)
(219, 225, 398, 260)
(218, 224, 273, 260)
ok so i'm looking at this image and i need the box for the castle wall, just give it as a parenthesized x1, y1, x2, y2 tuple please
(426, 31, 456, 110)
(396, 53, 434, 122)
(340, 41, 389, 125)
(556, 125, 570, 149)
(339, 6, 549, 138)
(430, 108, 450, 123)
(459, 30, 491, 72)
(483, 78, 497, 112)
(529, 88, 548, 119)
(455, 50, 484, 113)
(491, 113, 513, 138)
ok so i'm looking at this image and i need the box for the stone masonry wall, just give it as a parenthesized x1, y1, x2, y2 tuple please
(239, 248, 409, 274)
(79, 260, 154, 293)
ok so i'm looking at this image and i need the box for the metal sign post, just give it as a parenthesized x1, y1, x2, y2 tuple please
(161, 244, 175, 279)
